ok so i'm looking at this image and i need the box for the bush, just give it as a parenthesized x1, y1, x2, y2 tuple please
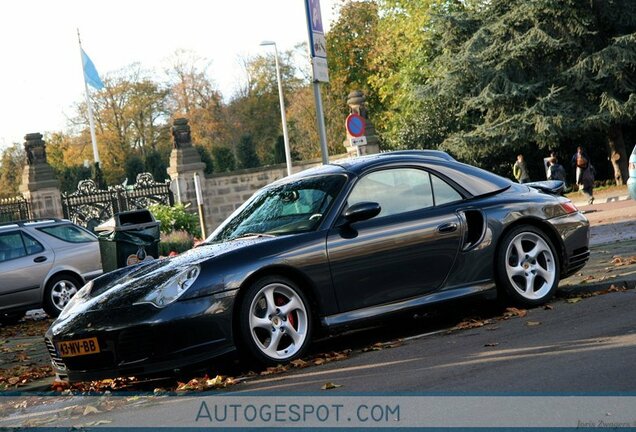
(159, 230, 194, 256)
(149, 203, 201, 237)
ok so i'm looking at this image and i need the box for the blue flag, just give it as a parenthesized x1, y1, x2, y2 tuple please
(81, 49, 104, 90)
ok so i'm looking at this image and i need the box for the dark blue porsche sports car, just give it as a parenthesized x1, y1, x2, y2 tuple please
(46, 150, 589, 381)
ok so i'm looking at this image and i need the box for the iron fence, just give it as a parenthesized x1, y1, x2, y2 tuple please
(62, 173, 173, 230)
(0, 195, 32, 223)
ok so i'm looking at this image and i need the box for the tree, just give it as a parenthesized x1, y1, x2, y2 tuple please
(420, 0, 636, 182)
(0, 144, 25, 196)
(165, 50, 225, 149)
(236, 134, 260, 169)
(211, 146, 236, 172)
(195, 145, 214, 175)
(144, 149, 168, 182)
(124, 155, 145, 184)
(72, 64, 170, 184)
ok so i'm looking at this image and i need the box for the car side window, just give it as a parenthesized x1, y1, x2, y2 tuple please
(348, 168, 434, 218)
(0, 231, 27, 262)
(22, 232, 44, 254)
(38, 224, 96, 243)
(431, 174, 463, 205)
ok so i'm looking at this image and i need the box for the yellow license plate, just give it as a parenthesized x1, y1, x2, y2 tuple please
(57, 337, 100, 357)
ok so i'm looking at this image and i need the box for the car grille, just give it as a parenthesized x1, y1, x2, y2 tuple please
(44, 337, 66, 370)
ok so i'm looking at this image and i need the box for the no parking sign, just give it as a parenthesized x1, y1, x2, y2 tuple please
(346, 114, 366, 138)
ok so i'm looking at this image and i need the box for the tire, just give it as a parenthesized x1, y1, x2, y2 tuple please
(496, 225, 560, 307)
(0, 311, 25, 326)
(43, 274, 83, 318)
(238, 276, 313, 365)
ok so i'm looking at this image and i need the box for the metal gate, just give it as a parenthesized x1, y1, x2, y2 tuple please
(62, 173, 173, 230)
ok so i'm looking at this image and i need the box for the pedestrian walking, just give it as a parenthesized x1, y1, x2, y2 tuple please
(570, 146, 589, 187)
(513, 154, 530, 183)
(547, 157, 566, 183)
(580, 164, 596, 205)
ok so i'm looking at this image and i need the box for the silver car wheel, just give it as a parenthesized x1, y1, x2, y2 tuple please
(50, 280, 78, 311)
(248, 282, 308, 360)
(505, 232, 556, 300)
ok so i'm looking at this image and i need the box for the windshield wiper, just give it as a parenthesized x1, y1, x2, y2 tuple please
(230, 232, 276, 241)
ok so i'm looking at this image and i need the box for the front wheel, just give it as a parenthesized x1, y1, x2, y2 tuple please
(238, 276, 312, 365)
(497, 225, 560, 307)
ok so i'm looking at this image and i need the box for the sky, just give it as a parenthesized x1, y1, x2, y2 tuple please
(0, 0, 339, 150)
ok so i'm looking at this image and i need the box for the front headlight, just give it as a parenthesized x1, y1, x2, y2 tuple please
(136, 265, 201, 308)
(59, 280, 94, 320)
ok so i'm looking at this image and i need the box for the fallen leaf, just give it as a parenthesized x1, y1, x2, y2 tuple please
(83, 405, 100, 416)
(7, 377, 19, 385)
(526, 321, 542, 326)
(566, 297, 582, 304)
(484, 343, 499, 347)
(321, 382, 342, 390)
(544, 304, 554, 310)
(503, 307, 528, 319)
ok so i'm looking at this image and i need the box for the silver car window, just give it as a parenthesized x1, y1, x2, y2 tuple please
(38, 224, 96, 243)
(0, 232, 26, 262)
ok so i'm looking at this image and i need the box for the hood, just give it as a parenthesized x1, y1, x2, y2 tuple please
(54, 236, 273, 321)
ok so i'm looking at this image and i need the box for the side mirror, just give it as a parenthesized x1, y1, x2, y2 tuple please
(344, 202, 381, 224)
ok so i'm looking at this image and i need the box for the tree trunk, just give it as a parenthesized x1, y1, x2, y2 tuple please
(607, 124, 629, 186)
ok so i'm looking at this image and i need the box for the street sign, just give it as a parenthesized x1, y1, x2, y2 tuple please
(346, 113, 366, 137)
(350, 136, 367, 147)
(305, 0, 329, 83)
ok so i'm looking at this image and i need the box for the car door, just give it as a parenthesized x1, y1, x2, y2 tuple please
(0, 230, 53, 312)
(326, 167, 463, 312)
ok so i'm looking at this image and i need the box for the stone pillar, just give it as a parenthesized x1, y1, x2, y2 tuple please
(167, 118, 206, 206)
(18, 133, 63, 219)
(343, 90, 380, 157)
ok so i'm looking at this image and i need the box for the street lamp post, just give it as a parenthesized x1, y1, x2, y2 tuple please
(260, 40, 292, 176)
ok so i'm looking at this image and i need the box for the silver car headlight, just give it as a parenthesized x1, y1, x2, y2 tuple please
(136, 265, 201, 308)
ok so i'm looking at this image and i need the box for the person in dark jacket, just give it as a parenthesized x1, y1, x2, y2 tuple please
(547, 157, 567, 183)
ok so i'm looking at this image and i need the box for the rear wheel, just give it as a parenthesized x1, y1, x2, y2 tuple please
(238, 276, 312, 365)
(43, 274, 82, 317)
(497, 225, 560, 307)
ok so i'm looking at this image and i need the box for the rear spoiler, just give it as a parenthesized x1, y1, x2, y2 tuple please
(525, 180, 565, 195)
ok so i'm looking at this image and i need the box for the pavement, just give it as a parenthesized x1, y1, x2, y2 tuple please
(1, 197, 635, 395)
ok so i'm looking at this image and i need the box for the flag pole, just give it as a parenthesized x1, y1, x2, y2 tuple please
(77, 29, 101, 166)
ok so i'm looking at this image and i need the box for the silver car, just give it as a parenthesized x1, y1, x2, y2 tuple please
(0, 219, 102, 323)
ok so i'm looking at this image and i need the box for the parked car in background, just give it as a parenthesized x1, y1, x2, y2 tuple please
(0, 219, 102, 323)
(47, 151, 589, 382)
(628, 145, 636, 200)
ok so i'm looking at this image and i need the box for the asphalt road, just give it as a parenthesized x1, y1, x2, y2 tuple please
(5, 288, 634, 428)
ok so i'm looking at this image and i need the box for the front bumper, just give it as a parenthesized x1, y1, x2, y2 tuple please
(45, 291, 237, 382)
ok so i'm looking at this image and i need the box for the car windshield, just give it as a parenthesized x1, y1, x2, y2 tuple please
(208, 174, 347, 242)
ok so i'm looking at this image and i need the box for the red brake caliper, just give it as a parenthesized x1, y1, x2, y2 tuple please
(275, 294, 296, 329)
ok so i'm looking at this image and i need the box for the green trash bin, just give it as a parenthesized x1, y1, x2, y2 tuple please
(95, 209, 160, 273)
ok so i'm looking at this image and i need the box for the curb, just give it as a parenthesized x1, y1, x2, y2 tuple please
(572, 194, 631, 207)
(558, 277, 636, 298)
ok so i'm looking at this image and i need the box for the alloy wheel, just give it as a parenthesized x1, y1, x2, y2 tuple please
(248, 282, 308, 360)
(504, 231, 556, 300)
(50, 280, 78, 311)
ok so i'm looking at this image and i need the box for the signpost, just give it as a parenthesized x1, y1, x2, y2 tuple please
(304, 0, 330, 164)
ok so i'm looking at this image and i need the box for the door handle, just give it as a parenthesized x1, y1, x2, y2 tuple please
(33, 256, 47, 263)
(437, 222, 458, 234)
